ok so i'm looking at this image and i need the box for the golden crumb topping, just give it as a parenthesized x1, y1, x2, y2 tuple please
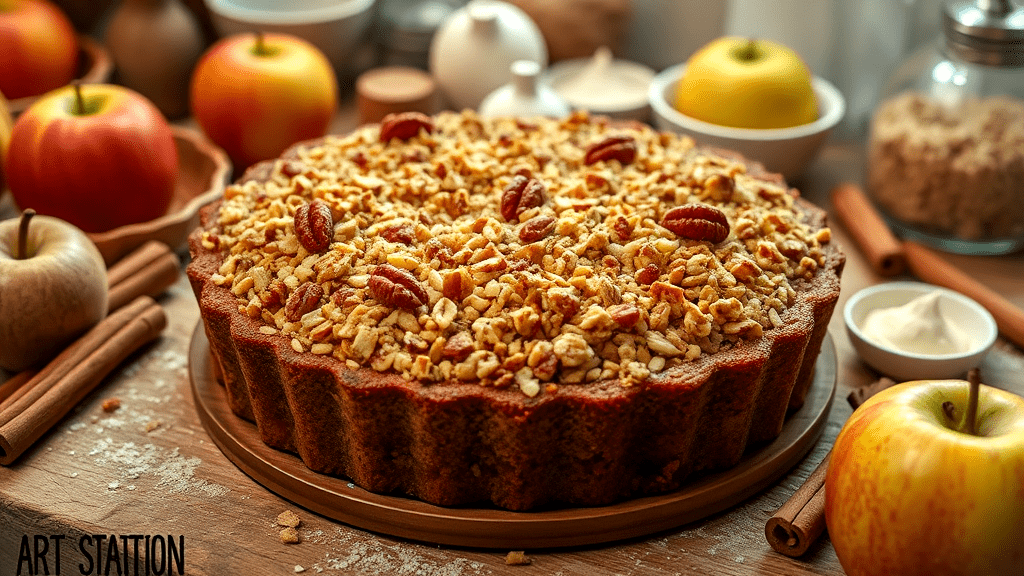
(203, 111, 831, 395)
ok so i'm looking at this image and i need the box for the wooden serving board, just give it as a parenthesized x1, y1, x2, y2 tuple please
(189, 323, 836, 549)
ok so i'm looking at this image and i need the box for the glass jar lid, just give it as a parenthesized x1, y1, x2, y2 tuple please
(943, 0, 1024, 66)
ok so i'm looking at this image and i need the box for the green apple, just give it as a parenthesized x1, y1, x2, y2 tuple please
(824, 375, 1024, 576)
(0, 210, 108, 372)
(674, 36, 817, 129)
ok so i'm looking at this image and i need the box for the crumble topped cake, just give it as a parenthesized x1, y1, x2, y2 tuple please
(188, 110, 844, 510)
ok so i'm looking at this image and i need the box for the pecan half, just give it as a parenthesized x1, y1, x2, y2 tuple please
(500, 175, 546, 221)
(294, 200, 333, 253)
(442, 332, 475, 362)
(584, 135, 637, 166)
(635, 263, 660, 285)
(380, 223, 414, 245)
(280, 160, 308, 178)
(518, 215, 556, 243)
(330, 288, 358, 308)
(611, 215, 633, 241)
(608, 303, 640, 328)
(661, 204, 730, 243)
(260, 279, 289, 308)
(368, 263, 428, 309)
(285, 282, 324, 321)
(379, 111, 434, 142)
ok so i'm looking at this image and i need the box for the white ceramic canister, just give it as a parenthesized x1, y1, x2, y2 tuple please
(429, 0, 548, 111)
(478, 60, 570, 117)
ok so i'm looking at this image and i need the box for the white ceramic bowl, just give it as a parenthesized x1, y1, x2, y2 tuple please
(545, 57, 655, 123)
(648, 63, 845, 182)
(843, 282, 997, 382)
(205, 0, 377, 77)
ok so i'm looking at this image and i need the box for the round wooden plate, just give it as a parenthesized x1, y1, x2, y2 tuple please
(189, 324, 836, 548)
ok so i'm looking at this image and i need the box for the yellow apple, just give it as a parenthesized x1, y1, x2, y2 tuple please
(825, 375, 1024, 576)
(674, 37, 817, 129)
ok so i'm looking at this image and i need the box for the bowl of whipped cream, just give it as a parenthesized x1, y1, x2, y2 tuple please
(844, 281, 998, 381)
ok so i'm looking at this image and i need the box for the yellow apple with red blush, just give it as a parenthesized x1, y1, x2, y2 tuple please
(0, 0, 78, 99)
(825, 376, 1024, 576)
(3, 83, 178, 233)
(190, 32, 338, 171)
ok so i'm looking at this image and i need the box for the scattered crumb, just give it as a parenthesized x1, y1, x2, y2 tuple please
(102, 398, 121, 412)
(145, 420, 162, 433)
(91, 416, 100, 424)
(294, 566, 306, 573)
(505, 551, 531, 566)
(277, 510, 302, 528)
(280, 527, 300, 544)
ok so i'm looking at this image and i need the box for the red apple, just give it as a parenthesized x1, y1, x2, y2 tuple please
(3, 83, 178, 233)
(190, 32, 338, 170)
(0, 210, 108, 372)
(825, 374, 1024, 576)
(0, 0, 78, 100)
(0, 89, 12, 192)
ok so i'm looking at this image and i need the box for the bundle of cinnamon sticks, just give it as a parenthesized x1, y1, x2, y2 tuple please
(831, 182, 1024, 350)
(0, 240, 180, 465)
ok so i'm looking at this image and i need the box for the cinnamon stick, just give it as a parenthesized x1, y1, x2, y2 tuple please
(0, 369, 37, 409)
(831, 182, 906, 277)
(904, 240, 1024, 350)
(765, 453, 831, 557)
(107, 242, 180, 313)
(765, 376, 897, 557)
(0, 296, 166, 465)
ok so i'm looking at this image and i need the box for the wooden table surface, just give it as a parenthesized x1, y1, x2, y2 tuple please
(2, 114, 1023, 576)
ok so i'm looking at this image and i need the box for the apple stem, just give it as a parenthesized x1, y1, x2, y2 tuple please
(741, 39, 758, 61)
(255, 32, 268, 56)
(16, 209, 35, 260)
(960, 368, 981, 436)
(72, 81, 85, 116)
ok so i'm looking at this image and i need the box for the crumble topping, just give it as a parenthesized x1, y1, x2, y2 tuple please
(203, 111, 831, 395)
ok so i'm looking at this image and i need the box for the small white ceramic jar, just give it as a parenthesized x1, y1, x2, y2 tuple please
(428, 0, 547, 110)
(478, 60, 570, 118)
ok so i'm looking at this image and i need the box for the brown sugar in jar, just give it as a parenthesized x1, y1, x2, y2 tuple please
(867, 92, 1024, 245)
(865, 0, 1024, 255)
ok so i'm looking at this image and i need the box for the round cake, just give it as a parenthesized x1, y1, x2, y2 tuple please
(187, 110, 844, 511)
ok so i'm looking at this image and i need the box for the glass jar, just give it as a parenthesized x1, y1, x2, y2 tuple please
(866, 0, 1024, 255)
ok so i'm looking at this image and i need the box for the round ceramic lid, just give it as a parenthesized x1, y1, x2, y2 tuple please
(943, 0, 1024, 66)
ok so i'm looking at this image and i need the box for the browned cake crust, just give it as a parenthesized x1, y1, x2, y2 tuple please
(187, 112, 844, 510)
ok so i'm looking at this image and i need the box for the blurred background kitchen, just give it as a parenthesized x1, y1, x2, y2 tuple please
(51, 0, 946, 141)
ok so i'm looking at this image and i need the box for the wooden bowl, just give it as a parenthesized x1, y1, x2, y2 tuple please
(8, 35, 115, 115)
(88, 126, 231, 266)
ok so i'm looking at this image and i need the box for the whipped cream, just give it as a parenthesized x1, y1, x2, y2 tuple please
(861, 290, 972, 355)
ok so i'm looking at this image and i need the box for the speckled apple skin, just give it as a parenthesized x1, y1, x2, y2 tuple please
(825, 380, 1024, 576)
(0, 214, 109, 372)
